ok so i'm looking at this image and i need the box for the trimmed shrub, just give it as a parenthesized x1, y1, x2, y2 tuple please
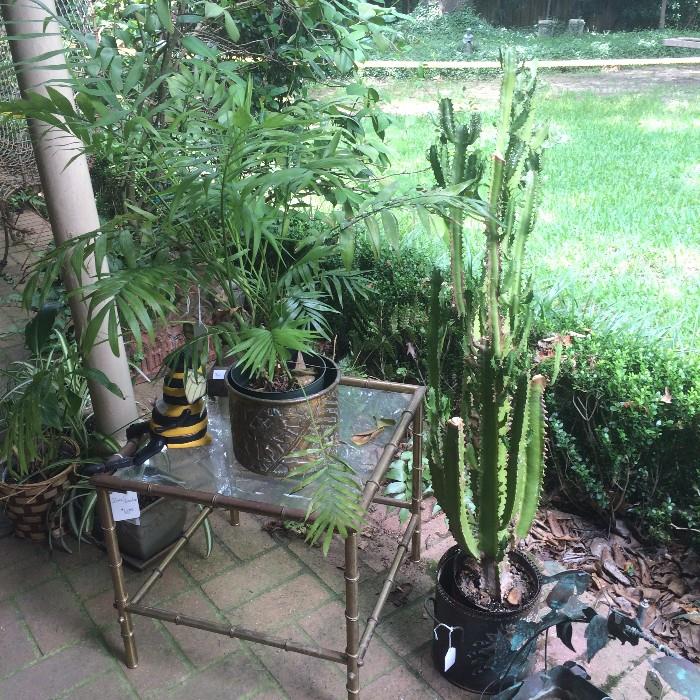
(331, 235, 447, 382)
(336, 239, 700, 545)
(541, 332, 700, 542)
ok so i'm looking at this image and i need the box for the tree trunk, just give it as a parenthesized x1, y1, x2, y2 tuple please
(439, 0, 468, 13)
(659, 0, 668, 29)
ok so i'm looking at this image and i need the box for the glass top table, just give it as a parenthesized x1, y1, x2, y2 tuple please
(110, 383, 414, 513)
(90, 376, 425, 700)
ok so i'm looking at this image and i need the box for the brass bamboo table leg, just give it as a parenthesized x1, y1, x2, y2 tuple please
(410, 401, 424, 563)
(96, 487, 138, 668)
(345, 532, 360, 698)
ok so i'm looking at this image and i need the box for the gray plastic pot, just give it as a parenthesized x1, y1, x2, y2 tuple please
(116, 497, 188, 561)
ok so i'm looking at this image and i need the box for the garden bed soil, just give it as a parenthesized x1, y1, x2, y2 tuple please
(455, 552, 537, 612)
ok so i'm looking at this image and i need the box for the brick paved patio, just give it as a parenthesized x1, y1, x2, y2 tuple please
(0, 503, 680, 700)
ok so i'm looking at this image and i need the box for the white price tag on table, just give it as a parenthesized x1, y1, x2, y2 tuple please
(110, 491, 141, 522)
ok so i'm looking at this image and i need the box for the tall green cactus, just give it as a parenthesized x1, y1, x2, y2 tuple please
(426, 49, 549, 603)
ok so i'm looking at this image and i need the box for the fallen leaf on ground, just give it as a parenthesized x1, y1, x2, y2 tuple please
(547, 511, 570, 538)
(351, 428, 384, 446)
(600, 563, 629, 586)
(667, 576, 687, 597)
(388, 583, 413, 607)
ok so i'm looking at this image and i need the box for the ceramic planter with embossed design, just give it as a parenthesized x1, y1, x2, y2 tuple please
(225, 353, 340, 477)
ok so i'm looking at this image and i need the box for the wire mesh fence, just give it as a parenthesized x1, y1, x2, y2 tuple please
(0, 0, 94, 254)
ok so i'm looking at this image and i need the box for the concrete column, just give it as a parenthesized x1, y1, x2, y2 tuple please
(1, 0, 137, 438)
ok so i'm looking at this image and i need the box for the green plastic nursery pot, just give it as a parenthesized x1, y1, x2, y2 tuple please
(431, 545, 543, 695)
(226, 353, 340, 477)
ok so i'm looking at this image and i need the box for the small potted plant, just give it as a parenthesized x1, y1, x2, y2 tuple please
(0, 307, 115, 541)
(425, 49, 550, 693)
(63, 461, 197, 567)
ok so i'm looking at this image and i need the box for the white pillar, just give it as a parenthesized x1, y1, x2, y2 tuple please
(1, 0, 138, 438)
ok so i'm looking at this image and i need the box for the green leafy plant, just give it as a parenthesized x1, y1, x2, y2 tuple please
(0, 305, 120, 482)
(15, 87, 376, 382)
(541, 329, 700, 543)
(332, 235, 440, 382)
(288, 427, 365, 554)
(425, 49, 549, 603)
(44, 0, 402, 217)
(384, 446, 435, 523)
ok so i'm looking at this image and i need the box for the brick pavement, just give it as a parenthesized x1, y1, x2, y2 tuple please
(0, 504, 684, 700)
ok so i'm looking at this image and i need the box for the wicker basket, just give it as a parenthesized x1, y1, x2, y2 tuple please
(0, 438, 79, 542)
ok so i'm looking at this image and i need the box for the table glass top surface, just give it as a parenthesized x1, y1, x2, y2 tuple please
(113, 385, 413, 510)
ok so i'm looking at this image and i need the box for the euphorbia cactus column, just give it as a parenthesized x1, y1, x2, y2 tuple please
(426, 49, 549, 603)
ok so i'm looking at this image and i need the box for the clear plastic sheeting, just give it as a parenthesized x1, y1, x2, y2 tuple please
(115, 385, 412, 510)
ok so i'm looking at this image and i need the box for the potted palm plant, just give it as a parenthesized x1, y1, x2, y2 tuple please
(119, 93, 373, 477)
(5, 3, 481, 546)
(14, 82, 377, 474)
(424, 49, 550, 693)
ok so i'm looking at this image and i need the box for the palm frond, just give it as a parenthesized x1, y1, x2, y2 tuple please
(288, 428, 364, 555)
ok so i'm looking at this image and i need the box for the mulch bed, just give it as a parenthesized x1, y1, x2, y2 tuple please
(526, 507, 700, 662)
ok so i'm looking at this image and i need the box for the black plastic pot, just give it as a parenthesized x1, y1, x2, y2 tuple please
(226, 353, 340, 476)
(431, 545, 543, 695)
(227, 351, 329, 400)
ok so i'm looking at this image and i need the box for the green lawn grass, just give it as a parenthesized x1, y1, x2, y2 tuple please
(381, 84, 700, 351)
(376, 5, 700, 62)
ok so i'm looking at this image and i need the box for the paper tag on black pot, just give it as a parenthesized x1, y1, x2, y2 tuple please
(110, 491, 141, 522)
(444, 626, 456, 672)
(444, 645, 456, 672)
